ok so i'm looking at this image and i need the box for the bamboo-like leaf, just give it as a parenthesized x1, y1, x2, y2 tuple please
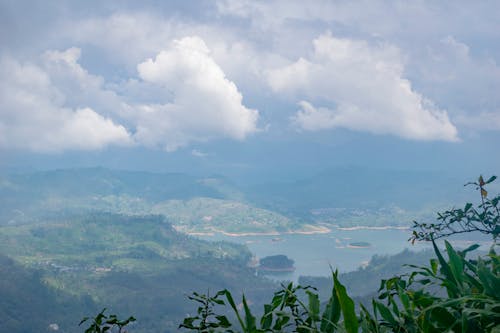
(333, 272, 359, 333)
(445, 240, 464, 289)
(429, 307, 457, 331)
(397, 284, 411, 312)
(242, 294, 257, 332)
(320, 280, 341, 333)
(222, 289, 246, 331)
(432, 240, 459, 297)
(461, 243, 480, 255)
(476, 259, 500, 298)
(216, 315, 232, 328)
(260, 304, 273, 330)
(306, 290, 320, 322)
(375, 301, 397, 326)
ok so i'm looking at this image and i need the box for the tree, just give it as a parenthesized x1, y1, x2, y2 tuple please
(411, 175, 499, 243)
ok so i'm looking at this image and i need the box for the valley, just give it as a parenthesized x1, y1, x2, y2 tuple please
(0, 167, 485, 332)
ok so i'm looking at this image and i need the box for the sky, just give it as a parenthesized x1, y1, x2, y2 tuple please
(1, 0, 499, 181)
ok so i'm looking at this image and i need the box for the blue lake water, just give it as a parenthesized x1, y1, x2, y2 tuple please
(198, 228, 432, 282)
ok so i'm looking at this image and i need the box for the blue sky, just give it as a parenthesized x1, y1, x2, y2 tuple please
(1, 1, 499, 179)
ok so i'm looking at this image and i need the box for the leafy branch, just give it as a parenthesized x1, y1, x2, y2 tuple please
(411, 175, 499, 243)
(79, 308, 135, 333)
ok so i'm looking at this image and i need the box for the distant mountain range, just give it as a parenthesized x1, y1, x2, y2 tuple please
(0, 167, 480, 229)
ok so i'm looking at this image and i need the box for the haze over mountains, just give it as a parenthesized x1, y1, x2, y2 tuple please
(0, 167, 474, 228)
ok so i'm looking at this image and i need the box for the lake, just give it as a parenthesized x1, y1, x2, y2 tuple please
(197, 227, 432, 282)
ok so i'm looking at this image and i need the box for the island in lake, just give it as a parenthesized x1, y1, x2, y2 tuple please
(348, 241, 372, 248)
(258, 254, 295, 272)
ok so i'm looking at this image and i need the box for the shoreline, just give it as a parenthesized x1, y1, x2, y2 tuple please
(183, 224, 409, 237)
(347, 244, 371, 249)
(258, 266, 296, 272)
(336, 225, 409, 231)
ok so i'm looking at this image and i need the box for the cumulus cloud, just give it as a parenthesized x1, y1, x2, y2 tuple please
(134, 36, 259, 151)
(2, 3, 498, 154)
(0, 38, 260, 153)
(269, 33, 458, 141)
(0, 56, 131, 152)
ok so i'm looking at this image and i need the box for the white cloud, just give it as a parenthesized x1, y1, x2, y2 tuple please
(2, 3, 498, 154)
(0, 39, 260, 153)
(134, 36, 259, 151)
(0, 56, 131, 152)
(269, 33, 458, 141)
(41, 47, 132, 121)
(191, 149, 208, 158)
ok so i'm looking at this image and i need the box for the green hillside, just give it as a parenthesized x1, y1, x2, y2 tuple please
(153, 197, 300, 234)
(0, 213, 276, 332)
(1, 168, 473, 231)
(0, 254, 96, 332)
(0, 169, 302, 234)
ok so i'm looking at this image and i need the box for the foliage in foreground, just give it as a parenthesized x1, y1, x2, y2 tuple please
(79, 308, 135, 333)
(176, 176, 500, 332)
(176, 241, 499, 332)
(81, 176, 500, 332)
(411, 175, 499, 243)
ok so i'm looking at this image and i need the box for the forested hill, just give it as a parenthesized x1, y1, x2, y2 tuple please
(0, 168, 301, 233)
(0, 254, 95, 332)
(0, 167, 473, 229)
(0, 213, 276, 332)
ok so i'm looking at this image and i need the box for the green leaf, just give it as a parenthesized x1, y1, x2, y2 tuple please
(333, 272, 358, 333)
(430, 259, 439, 275)
(222, 289, 246, 331)
(445, 240, 465, 288)
(375, 302, 398, 326)
(477, 259, 500, 298)
(486, 176, 497, 184)
(79, 317, 90, 326)
(306, 289, 320, 322)
(429, 307, 457, 331)
(397, 284, 411, 312)
(261, 304, 273, 330)
(320, 282, 341, 333)
(216, 315, 232, 328)
(432, 240, 458, 296)
(242, 294, 257, 332)
(461, 243, 480, 255)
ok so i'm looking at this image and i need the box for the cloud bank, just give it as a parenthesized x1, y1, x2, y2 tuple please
(0, 56, 131, 152)
(269, 34, 458, 141)
(0, 36, 258, 152)
(2, 1, 499, 154)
